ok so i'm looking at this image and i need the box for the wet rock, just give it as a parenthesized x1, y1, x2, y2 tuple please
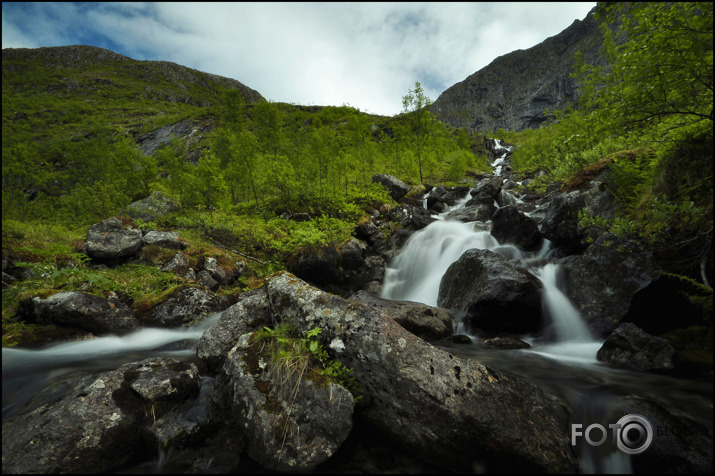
(266, 273, 579, 473)
(286, 244, 342, 286)
(438, 249, 543, 335)
(372, 173, 411, 201)
(339, 238, 366, 270)
(484, 335, 532, 349)
(561, 233, 655, 338)
(85, 217, 143, 260)
(539, 190, 588, 251)
(1, 356, 198, 474)
(470, 175, 503, 200)
(348, 290, 452, 340)
(26, 290, 139, 335)
(387, 205, 437, 230)
(139, 286, 225, 328)
(218, 332, 354, 472)
(613, 395, 713, 474)
(491, 205, 543, 251)
(597, 323, 675, 372)
(444, 203, 495, 222)
(197, 288, 272, 372)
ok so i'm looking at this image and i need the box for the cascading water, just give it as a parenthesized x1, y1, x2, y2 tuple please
(381, 194, 598, 355)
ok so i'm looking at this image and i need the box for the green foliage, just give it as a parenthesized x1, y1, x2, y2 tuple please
(256, 324, 362, 402)
(578, 2, 713, 140)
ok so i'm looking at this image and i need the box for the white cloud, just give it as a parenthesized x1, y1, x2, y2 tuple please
(2, 2, 597, 116)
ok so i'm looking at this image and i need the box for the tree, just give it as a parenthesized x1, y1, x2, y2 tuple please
(402, 81, 435, 183)
(577, 3, 713, 137)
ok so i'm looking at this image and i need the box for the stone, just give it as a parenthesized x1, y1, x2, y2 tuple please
(438, 249, 543, 334)
(372, 174, 411, 201)
(85, 217, 143, 260)
(27, 290, 139, 335)
(218, 332, 354, 472)
(596, 323, 676, 371)
(265, 273, 579, 473)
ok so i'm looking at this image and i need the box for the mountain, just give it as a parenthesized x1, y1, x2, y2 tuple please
(2, 44, 264, 106)
(430, 6, 606, 132)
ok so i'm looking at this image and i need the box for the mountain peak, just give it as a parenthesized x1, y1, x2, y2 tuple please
(430, 7, 604, 132)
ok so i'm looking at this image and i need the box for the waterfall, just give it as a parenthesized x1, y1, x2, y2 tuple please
(381, 221, 498, 306)
(381, 138, 596, 350)
(536, 263, 593, 342)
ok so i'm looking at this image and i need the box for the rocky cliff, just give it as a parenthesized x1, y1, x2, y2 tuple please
(430, 6, 605, 132)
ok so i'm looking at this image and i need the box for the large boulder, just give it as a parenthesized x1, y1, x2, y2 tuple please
(371, 174, 411, 201)
(538, 190, 589, 251)
(469, 175, 503, 201)
(85, 217, 143, 260)
(596, 323, 676, 372)
(1, 357, 199, 474)
(438, 249, 543, 335)
(348, 290, 452, 340)
(561, 233, 655, 338)
(135, 285, 226, 328)
(197, 288, 272, 372)
(24, 290, 139, 335)
(490, 205, 543, 251)
(218, 332, 354, 472)
(265, 273, 579, 473)
(286, 244, 342, 286)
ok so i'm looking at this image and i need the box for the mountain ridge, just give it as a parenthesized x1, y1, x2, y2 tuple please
(430, 6, 605, 132)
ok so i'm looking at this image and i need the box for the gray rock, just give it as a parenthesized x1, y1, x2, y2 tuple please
(125, 191, 179, 222)
(143, 286, 225, 328)
(197, 288, 272, 371)
(444, 203, 495, 222)
(1, 356, 198, 474)
(596, 323, 675, 371)
(339, 238, 366, 270)
(28, 290, 139, 335)
(162, 251, 190, 276)
(539, 190, 589, 251)
(438, 249, 543, 334)
(142, 230, 188, 250)
(491, 205, 543, 251)
(348, 290, 453, 340)
(561, 233, 655, 338)
(85, 217, 143, 259)
(469, 175, 503, 200)
(483, 335, 532, 349)
(219, 332, 354, 472)
(265, 273, 579, 473)
(372, 173, 411, 201)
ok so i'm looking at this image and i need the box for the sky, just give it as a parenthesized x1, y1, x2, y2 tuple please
(2, 2, 597, 117)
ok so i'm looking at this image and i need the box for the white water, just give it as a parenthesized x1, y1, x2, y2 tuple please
(381, 144, 600, 362)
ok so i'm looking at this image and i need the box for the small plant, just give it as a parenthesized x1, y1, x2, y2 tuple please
(256, 324, 362, 402)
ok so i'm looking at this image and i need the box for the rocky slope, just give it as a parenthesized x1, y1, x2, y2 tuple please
(430, 6, 605, 131)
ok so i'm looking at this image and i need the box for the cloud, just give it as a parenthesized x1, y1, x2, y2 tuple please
(2, 2, 597, 116)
